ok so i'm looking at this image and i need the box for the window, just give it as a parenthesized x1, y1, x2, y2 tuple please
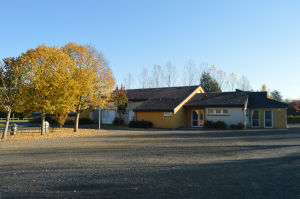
(252, 110, 260, 128)
(164, 112, 172, 117)
(264, 110, 273, 128)
(208, 109, 229, 115)
(191, 110, 204, 127)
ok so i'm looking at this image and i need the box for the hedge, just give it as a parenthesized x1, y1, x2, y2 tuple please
(287, 116, 300, 124)
(129, 120, 153, 128)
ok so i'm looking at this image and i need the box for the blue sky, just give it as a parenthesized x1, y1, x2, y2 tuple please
(1, 0, 299, 99)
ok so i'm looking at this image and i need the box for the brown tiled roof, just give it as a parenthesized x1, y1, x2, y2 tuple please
(184, 92, 249, 108)
(131, 86, 200, 112)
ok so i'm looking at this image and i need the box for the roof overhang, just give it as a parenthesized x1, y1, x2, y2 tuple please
(133, 109, 174, 112)
(184, 104, 245, 108)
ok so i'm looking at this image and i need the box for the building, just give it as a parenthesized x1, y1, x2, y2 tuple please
(126, 86, 287, 129)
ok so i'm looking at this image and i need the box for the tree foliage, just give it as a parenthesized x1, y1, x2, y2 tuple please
(112, 85, 128, 125)
(55, 111, 69, 128)
(271, 90, 283, 102)
(0, 57, 26, 139)
(62, 43, 115, 132)
(288, 100, 300, 116)
(112, 85, 128, 112)
(20, 45, 79, 135)
(200, 71, 222, 92)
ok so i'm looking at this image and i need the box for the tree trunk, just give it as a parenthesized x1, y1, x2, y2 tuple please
(41, 112, 45, 136)
(74, 111, 80, 132)
(59, 124, 63, 128)
(2, 109, 11, 139)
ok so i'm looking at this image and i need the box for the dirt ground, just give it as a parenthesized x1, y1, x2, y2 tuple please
(0, 128, 300, 199)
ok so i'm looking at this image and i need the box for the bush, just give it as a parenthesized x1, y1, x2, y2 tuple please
(113, 117, 124, 125)
(287, 116, 300, 124)
(30, 115, 56, 124)
(230, 123, 246, 130)
(237, 122, 246, 130)
(129, 120, 153, 128)
(63, 118, 94, 125)
(79, 118, 94, 124)
(204, 120, 214, 129)
(229, 124, 238, 129)
(215, 121, 227, 129)
(204, 120, 226, 129)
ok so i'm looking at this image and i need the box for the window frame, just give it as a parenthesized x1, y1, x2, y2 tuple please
(264, 110, 273, 128)
(251, 110, 260, 128)
(208, 108, 229, 116)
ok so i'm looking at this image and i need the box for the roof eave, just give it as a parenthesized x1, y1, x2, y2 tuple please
(133, 109, 174, 112)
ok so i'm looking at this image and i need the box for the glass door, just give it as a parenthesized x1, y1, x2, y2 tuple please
(191, 110, 204, 127)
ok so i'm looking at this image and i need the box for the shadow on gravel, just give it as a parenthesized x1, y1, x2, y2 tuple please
(2, 154, 300, 199)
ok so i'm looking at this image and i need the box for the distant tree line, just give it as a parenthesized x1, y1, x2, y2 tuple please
(123, 60, 252, 92)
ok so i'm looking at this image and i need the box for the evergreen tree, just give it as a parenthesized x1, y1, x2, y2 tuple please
(200, 72, 222, 92)
(271, 90, 283, 102)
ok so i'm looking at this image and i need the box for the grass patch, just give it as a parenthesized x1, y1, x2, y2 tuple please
(0, 120, 30, 122)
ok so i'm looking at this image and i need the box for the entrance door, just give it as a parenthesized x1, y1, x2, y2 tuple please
(191, 110, 204, 127)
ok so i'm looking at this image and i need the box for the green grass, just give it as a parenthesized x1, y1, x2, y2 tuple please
(0, 120, 30, 123)
(0, 120, 31, 127)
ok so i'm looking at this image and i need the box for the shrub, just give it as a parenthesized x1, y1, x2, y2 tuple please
(229, 124, 238, 129)
(237, 122, 246, 130)
(215, 121, 227, 129)
(129, 120, 153, 128)
(204, 120, 226, 129)
(204, 120, 214, 129)
(79, 118, 94, 124)
(287, 116, 300, 124)
(30, 115, 56, 124)
(230, 123, 246, 130)
(113, 117, 124, 125)
(64, 118, 94, 125)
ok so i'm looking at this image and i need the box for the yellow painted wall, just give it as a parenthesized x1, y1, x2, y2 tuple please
(249, 108, 287, 128)
(134, 86, 205, 129)
(80, 109, 92, 119)
(135, 107, 186, 129)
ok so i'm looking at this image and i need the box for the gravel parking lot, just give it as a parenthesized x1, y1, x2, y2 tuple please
(0, 128, 300, 199)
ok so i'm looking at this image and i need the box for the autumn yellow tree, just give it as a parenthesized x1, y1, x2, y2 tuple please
(262, 84, 267, 91)
(62, 43, 115, 132)
(20, 45, 79, 135)
(0, 57, 26, 139)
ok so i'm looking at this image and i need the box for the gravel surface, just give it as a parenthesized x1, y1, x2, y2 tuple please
(0, 128, 300, 199)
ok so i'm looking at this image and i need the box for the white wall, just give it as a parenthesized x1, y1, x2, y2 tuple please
(205, 108, 245, 126)
(101, 110, 116, 124)
(123, 101, 144, 124)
